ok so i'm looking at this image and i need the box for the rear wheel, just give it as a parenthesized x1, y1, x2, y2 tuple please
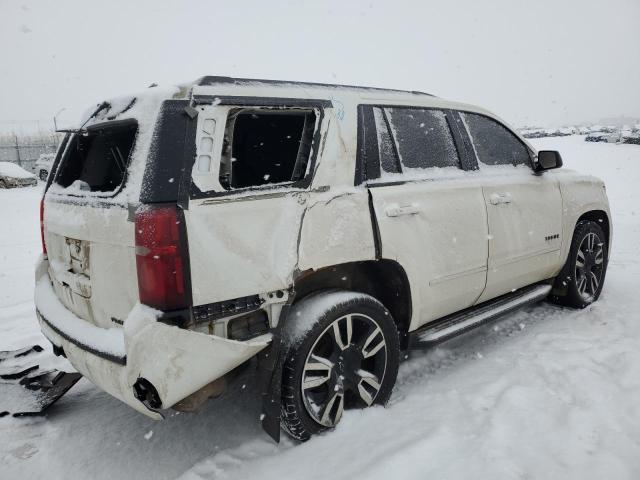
(280, 291, 400, 441)
(550, 220, 608, 308)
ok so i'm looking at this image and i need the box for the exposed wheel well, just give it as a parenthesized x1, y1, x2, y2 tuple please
(552, 209, 611, 298)
(292, 260, 412, 347)
(577, 210, 610, 245)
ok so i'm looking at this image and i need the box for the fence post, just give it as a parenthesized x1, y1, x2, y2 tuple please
(14, 134, 21, 167)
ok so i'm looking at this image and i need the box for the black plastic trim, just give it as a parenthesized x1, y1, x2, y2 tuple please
(86, 118, 137, 132)
(176, 207, 194, 312)
(380, 107, 403, 174)
(37, 310, 127, 365)
(140, 100, 196, 204)
(366, 180, 408, 188)
(156, 308, 192, 329)
(44, 133, 70, 193)
(355, 105, 380, 185)
(367, 190, 382, 259)
(445, 110, 478, 171)
(192, 295, 265, 324)
(193, 95, 331, 108)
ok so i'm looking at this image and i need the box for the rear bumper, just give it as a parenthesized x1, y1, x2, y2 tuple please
(35, 260, 271, 419)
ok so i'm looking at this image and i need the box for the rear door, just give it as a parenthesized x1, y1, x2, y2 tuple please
(364, 106, 489, 329)
(459, 112, 563, 303)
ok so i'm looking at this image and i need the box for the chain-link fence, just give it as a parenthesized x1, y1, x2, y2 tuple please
(0, 134, 61, 173)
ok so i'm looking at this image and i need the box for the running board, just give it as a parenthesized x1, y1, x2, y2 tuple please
(410, 284, 552, 348)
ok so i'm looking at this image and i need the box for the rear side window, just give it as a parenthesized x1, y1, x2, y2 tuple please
(385, 108, 460, 170)
(219, 109, 316, 190)
(55, 121, 138, 193)
(461, 112, 531, 167)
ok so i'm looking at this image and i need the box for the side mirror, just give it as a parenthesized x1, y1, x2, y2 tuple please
(536, 150, 563, 172)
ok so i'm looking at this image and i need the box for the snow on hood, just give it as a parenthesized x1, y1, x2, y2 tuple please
(0, 161, 35, 179)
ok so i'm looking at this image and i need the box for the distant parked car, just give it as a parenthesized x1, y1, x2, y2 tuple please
(585, 132, 609, 142)
(622, 132, 640, 145)
(521, 129, 546, 139)
(0, 161, 38, 188)
(35, 153, 55, 181)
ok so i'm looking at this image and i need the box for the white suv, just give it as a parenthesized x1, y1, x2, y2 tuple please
(35, 77, 611, 441)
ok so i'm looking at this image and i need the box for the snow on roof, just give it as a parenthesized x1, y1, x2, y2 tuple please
(194, 75, 435, 96)
(0, 161, 35, 179)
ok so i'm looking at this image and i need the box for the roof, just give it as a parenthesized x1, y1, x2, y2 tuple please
(194, 76, 434, 97)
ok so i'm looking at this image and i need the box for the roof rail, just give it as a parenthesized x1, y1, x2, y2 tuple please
(194, 76, 433, 97)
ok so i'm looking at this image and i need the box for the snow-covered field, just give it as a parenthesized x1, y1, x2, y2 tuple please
(1, 136, 640, 479)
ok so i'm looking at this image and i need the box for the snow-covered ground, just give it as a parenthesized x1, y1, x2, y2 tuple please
(1, 136, 640, 479)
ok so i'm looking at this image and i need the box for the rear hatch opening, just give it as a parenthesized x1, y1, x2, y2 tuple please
(54, 119, 139, 195)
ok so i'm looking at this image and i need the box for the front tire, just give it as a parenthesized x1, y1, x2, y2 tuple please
(280, 290, 400, 441)
(550, 220, 608, 308)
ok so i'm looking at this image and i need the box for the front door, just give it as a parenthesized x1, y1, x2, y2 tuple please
(459, 112, 563, 303)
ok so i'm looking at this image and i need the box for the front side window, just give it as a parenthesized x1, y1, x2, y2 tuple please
(218, 109, 317, 190)
(461, 112, 531, 167)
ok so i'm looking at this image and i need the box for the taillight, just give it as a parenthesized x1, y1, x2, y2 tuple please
(135, 205, 188, 311)
(40, 198, 47, 255)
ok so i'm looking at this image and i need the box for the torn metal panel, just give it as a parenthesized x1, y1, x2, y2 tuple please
(0, 345, 81, 417)
(297, 188, 377, 271)
(185, 193, 307, 306)
(36, 293, 272, 417)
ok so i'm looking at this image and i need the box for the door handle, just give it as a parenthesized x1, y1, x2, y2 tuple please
(385, 203, 421, 217)
(489, 193, 512, 205)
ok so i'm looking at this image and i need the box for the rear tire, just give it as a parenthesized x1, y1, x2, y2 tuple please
(550, 220, 608, 308)
(280, 290, 400, 441)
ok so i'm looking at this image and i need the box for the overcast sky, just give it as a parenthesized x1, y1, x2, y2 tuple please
(1, 0, 638, 133)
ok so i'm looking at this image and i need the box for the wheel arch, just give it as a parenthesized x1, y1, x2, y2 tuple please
(291, 259, 412, 348)
(576, 209, 610, 246)
(552, 209, 611, 298)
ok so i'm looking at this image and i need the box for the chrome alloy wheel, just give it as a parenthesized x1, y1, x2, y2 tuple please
(575, 231, 605, 301)
(300, 313, 388, 427)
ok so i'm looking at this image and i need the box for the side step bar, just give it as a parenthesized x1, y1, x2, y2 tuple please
(410, 284, 552, 348)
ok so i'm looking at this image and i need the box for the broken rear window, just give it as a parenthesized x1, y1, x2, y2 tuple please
(55, 120, 138, 193)
(219, 109, 316, 190)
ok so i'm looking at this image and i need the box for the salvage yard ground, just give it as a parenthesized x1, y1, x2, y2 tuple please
(1, 136, 640, 479)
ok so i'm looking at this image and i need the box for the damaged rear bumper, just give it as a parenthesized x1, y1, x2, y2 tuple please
(35, 262, 271, 419)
